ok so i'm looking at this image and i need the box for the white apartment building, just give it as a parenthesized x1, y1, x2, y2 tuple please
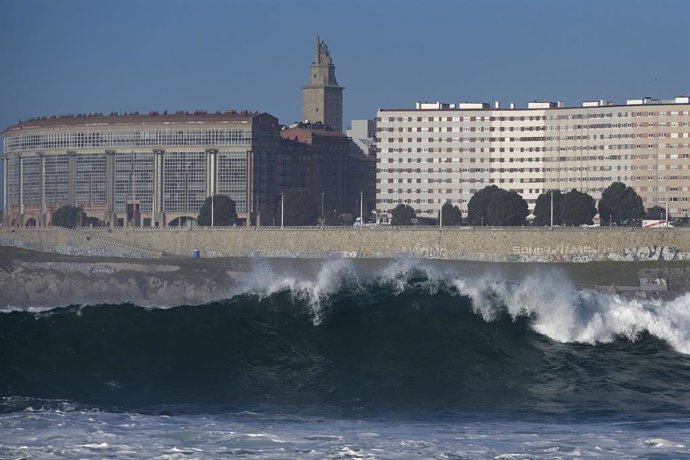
(376, 97, 690, 219)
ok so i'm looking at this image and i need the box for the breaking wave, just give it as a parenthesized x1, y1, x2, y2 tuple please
(2, 258, 690, 418)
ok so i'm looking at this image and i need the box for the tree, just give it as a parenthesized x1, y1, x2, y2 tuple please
(279, 188, 318, 226)
(598, 182, 644, 225)
(467, 185, 498, 226)
(532, 190, 562, 226)
(487, 189, 529, 226)
(52, 205, 85, 228)
(468, 185, 528, 226)
(560, 189, 597, 226)
(198, 194, 237, 226)
(391, 203, 416, 225)
(645, 206, 670, 221)
(440, 202, 463, 226)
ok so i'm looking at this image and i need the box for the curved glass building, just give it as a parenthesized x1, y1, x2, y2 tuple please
(2, 111, 281, 226)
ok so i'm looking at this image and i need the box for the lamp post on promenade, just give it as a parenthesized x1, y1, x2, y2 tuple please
(321, 192, 324, 219)
(211, 193, 214, 227)
(280, 192, 284, 228)
(360, 190, 363, 226)
(440, 200, 443, 228)
(666, 191, 669, 227)
(550, 190, 553, 227)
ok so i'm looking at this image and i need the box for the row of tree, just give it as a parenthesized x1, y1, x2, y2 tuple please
(46, 181, 665, 228)
(47, 188, 322, 228)
(389, 181, 654, 227)
(198, 188, 329, 226)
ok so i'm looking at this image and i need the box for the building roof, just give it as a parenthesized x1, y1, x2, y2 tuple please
(378, 96, 690, 113)
(281, 124, 348, 144)
(3, 110, 277, 134)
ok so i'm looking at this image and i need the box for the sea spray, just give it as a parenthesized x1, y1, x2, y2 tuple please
(243, 257, 361, 324)
(4, 257, 690, 355)
(240, 258, 690, 354)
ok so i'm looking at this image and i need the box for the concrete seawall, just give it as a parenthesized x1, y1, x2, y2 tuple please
(3, 226, 690, 263)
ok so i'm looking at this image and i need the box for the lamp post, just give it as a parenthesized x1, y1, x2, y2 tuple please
(321, 192, 324, 219)
(360, 190, 363, 225)
(665, 191, 669, 228)
(550, 189, 553, 227)
(439, 201, 443, 228)
(255, 193, 259, 227)
(280, 192, 284, 228)
(211, 193, 214, 227)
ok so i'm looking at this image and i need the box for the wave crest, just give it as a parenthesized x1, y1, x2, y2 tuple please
(238, 258, 690, 355)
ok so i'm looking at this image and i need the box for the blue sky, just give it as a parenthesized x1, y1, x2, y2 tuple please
(1, 0, 690, 203)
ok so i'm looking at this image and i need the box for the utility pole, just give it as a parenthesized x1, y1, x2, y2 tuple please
(280, 192, 284, 228)
(321, 192, 324, 219)
(211, 193, 214, 227)
(665, 191, 669, 228)
(550, 190, 553, 227)
(360, 190, 363, 225)
(439, 200, 443, 227)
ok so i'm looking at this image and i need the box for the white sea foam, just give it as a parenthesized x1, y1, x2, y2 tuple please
(3, 408, 687, 459)
(241, 258, 690, 355)
(242, 258, 361, 324)
(4, 256, 690, 355)
(452, 269, 690, 354)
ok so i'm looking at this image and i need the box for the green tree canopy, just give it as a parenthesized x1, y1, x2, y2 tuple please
(645, 206, 670, 220)
(391, 203, 416, 225)
(467, 185, 498, 226)
(598, 182, 644, 225)
(279, 188, 318, 226)
(532, 190, 562, 226)
(468, 185, 528, 226)
(198, 194, 238, 226)
(561, 189, 597, 226)
(51, 205, 85, 228)
(440, 202, 463, 226)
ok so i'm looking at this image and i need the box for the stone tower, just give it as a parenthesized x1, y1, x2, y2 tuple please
(302, 35, 344, 132)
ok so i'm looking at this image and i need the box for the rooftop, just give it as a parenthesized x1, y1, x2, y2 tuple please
(380, 96, 690, 112)
(4, 110, 273, 133)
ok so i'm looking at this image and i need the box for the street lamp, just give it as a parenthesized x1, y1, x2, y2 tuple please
(321, 192, 324, 219)
(280, 192, 284, 228)
(360, 190, 363, 225)
(439, 201, 443, 228)
(211, 193, 214, 227)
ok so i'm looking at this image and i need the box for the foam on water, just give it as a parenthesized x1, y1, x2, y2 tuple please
(238, 257, 690, 355)
(2, 256, 690, 355)
(1, 406, 689, 459)
(242, 258, 361, 324)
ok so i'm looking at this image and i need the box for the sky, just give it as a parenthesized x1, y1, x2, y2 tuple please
(1, 0, 690, 205)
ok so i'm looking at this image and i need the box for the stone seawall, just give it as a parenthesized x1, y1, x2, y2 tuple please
(3, 226, 690, 263)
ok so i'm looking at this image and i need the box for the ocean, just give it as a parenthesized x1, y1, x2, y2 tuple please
(2, 258, 690, 458)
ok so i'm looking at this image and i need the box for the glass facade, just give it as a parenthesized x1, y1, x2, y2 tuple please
(217, 152, 247, 212)
(6, 157, 20, 207)
(112, 153, 154, 213)
(44, 154, 70, 208)
(4, 129, 252, 153)
(75, 153, 107, 209)
(2, 114, 281, 225)
(21, 156, 42, 207)
(162, 152, 206, 214)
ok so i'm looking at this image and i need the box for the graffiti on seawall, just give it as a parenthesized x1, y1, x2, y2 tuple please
(606, 246, 690, 262)
(505, 246, 690, 262)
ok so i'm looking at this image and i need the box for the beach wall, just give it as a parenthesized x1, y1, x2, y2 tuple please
(3, 226, 690, 262)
